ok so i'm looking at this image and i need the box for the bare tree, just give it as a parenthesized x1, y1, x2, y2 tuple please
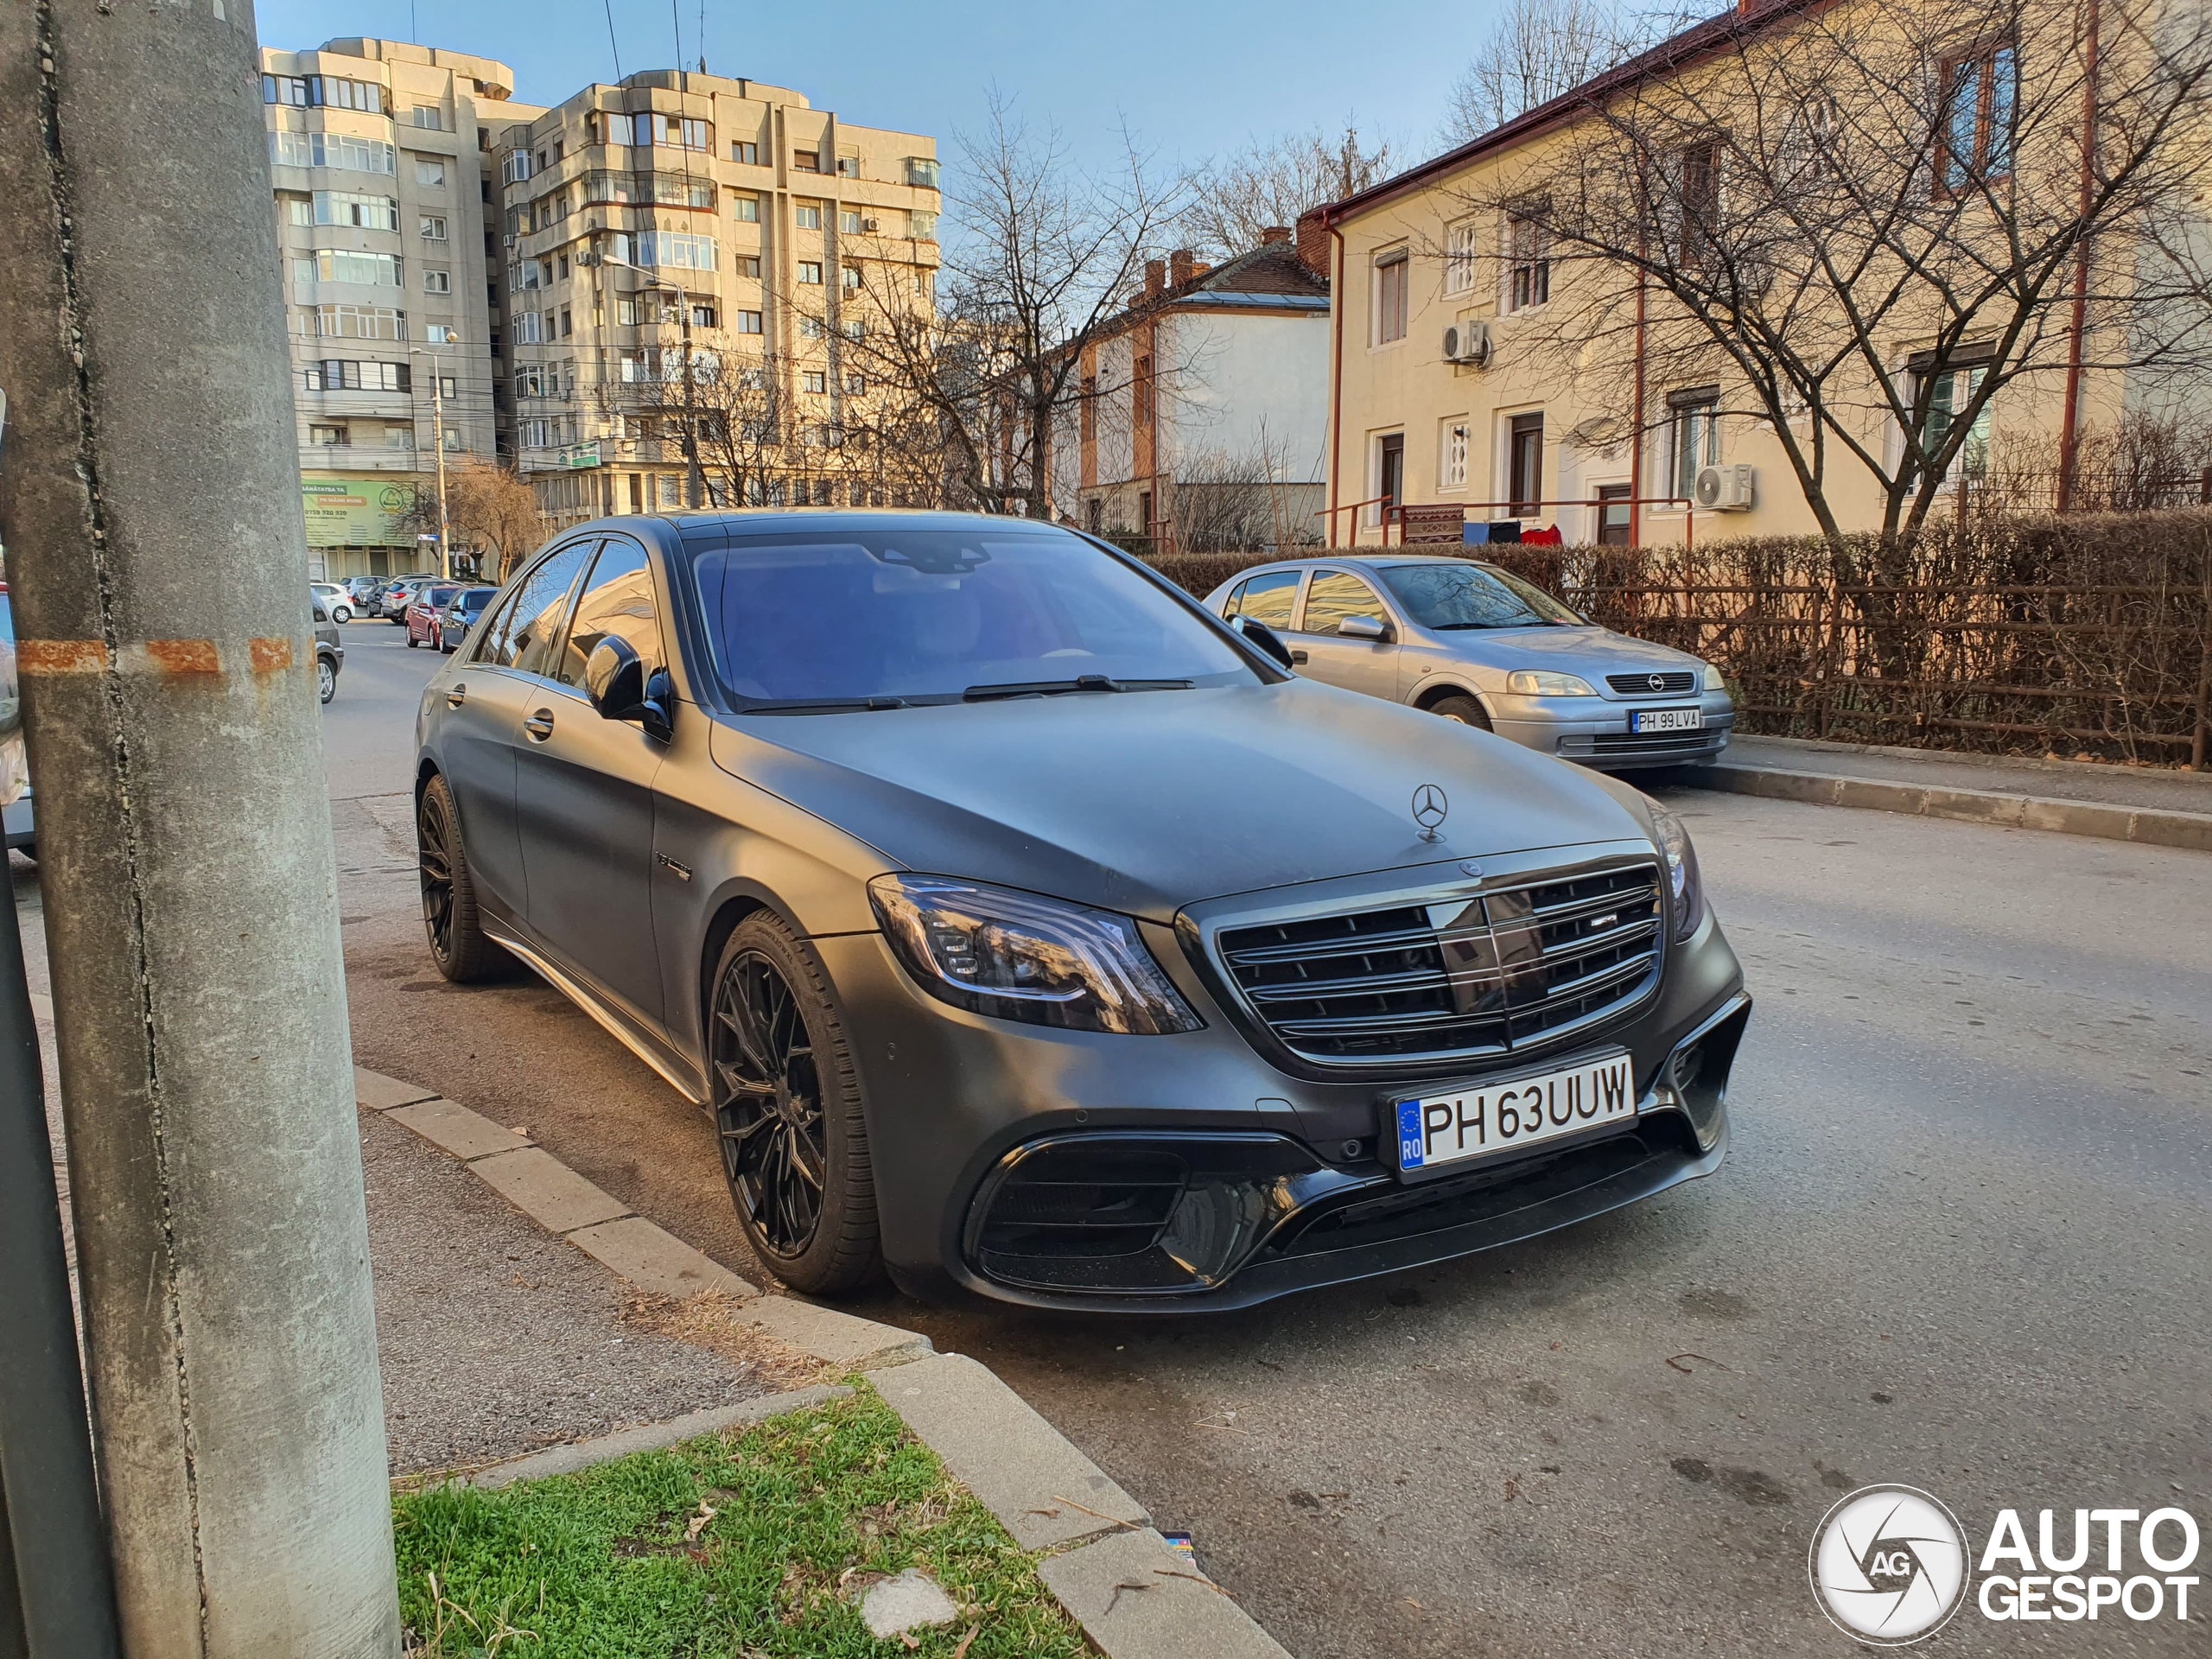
(836, 93, 1191, 518)
(402, 459, 548, 580)
(1183, 125, 1395, 259)
(1455, 0, 2212, 553)
(1441, 0, 1697, 142)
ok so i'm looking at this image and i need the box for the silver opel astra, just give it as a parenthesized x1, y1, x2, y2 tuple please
(415, 514, 1749, 1312)
(1204, 555, 1735, 770)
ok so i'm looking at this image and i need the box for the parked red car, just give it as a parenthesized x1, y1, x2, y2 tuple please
(404, 584, 461, 648)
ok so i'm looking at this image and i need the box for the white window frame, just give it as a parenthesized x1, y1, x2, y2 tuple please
(1439, 416, 1471, 491)
(1503, 215, 1550, 315)
(1443, 221, 1478, 296)
(422, 269, 450, 295)
(1372, 247, 1409, 347)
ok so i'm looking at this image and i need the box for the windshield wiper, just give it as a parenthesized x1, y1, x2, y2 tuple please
(962, 675, 1193, 702)
(741, 696, 911, 715)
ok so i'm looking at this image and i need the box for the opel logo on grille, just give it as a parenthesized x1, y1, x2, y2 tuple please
(1412, 784, 1449, 842)
(1649, 672, 1667, 691)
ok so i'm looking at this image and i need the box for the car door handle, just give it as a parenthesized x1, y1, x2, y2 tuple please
(1290, 650, 1310, 665)
(447, 683, 467, 708)
(523, 708, 555, 741)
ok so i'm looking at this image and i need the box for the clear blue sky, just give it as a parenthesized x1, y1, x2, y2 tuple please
(259, 0, 1497, 181)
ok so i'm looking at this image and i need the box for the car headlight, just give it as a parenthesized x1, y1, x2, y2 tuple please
(868, 874, 1204, 1036)
(1643, 800, 1707, 943)
(1700, 664, 1726, 692)
(1505, 670, 1597, 696)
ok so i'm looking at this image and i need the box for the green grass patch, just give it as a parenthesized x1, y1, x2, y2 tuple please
(392, 1384, 1088, 1658)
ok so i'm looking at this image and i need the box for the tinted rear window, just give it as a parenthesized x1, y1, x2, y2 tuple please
(687, 528, 1251, 706)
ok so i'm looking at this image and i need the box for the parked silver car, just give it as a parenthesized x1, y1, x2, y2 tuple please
(1205, 555, 1735, 769)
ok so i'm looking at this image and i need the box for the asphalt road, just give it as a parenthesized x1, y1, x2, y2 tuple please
(330, 623, 2210, 1656)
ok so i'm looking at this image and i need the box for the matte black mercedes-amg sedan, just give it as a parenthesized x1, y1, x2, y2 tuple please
(413, 513, 1751, 1311)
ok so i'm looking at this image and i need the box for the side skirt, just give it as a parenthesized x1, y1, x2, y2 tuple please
(482, 917, 708, 1105)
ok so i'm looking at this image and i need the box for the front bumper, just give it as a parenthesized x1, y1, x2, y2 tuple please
(1491, 691, 1736, 770)
(817, 905, 1748, 1313)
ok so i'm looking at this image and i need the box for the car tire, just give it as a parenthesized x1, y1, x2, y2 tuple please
(15, 843, 34, 865)
(333, 605, 351, 623)
(709, 912, 880, 1296)
(1428, 693, 1493, 731)
(416, 773, 505, 983)
(317, 656, 337, 703)
(405, 632, 417, 648)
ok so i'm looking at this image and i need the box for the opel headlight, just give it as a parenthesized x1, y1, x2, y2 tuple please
(1505, 670, 1597, 696)
(868, 874, 1204, 1035)
(1700, 664, 1726, 692)
(1643, 801, 1707, 943)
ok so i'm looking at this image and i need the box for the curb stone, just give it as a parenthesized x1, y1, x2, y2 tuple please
(1696, 762, 2212, 853)
(355, 1065, 1295, 1658)
(865, 1353, 1148, 1551)
(441, 1384, 855, 1491)
(1039, 1526, 1293, 1659)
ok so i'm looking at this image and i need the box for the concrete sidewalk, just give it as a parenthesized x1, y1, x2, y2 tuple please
(1688, 734, 2212, 852)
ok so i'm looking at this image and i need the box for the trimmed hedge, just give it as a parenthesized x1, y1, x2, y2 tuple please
(1148, 512, 2212, 765)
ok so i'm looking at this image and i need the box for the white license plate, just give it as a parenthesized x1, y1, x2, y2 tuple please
(1392, 1052, 1636, 1175)
(1631, 707, 1703, 733)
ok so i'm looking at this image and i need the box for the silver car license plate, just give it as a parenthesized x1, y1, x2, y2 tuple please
(1631, 706, 1703, 733)
(1391, 1051, 1636, 1176)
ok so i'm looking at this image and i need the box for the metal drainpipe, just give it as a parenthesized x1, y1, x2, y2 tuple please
(2056, 0, 2101, 513)
(1326, 215, 1346, 547)
(1630, 263, 1648, 549)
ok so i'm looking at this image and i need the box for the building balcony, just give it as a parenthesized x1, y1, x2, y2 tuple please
(297, 445, 424, 473)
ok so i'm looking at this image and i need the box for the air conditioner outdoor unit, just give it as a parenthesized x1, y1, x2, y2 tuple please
(1694, 462, 1755, 511)
(503, 232, 516, 247)
(1442, 320, 1493, 368)
(861, 216, 880, 232)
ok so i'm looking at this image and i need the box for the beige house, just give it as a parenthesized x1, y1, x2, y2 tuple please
(1306, 0, 2202, 550)
(490, 71, 941, 525)
(261, 39, 543, 577)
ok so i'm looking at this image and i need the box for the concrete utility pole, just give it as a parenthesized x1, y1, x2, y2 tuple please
(410, 347, 453, 577)
(604, 257, 708, 507)
(0, 5, 398, 1657)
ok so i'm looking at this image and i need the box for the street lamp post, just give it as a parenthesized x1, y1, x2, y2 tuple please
(601, 256, 707, 509)
(408, 346, 453, 578)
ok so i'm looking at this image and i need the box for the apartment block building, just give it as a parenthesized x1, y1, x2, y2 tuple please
(261, 39, 543, 577)
(489, 70, 942, 525)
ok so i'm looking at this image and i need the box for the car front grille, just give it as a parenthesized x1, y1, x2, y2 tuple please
(1214, 861, 1663, 1065)
(1558, 729, 1722, 759)
(1605, 671, 1698, 696)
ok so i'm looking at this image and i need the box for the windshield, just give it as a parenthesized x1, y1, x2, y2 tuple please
(460, 588, 494, 613)
(1376, 562, 1583, 630)
(689, 528, 1253, 708)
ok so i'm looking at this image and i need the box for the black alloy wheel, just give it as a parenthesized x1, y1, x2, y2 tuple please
(709, 913, 879, 1294)
(416, 773, 502, 982)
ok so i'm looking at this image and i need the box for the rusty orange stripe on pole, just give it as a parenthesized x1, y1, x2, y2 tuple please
(16, 638, 302, 676)
(16, 639, 107, 675)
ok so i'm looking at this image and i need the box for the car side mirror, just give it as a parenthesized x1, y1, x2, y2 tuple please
(585, 635, 674, 741)
(1231, 614, 1295, 670)
(1338, 614, 1392, 643)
